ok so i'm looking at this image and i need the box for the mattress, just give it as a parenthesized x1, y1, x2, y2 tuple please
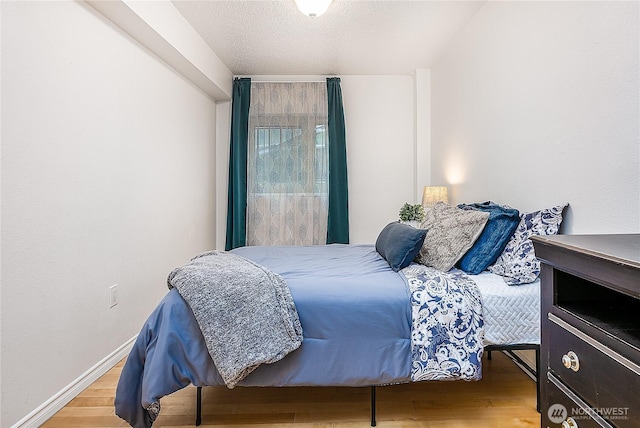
(473, 271, 540, 345)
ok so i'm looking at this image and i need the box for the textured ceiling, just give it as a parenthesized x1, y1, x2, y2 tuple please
(172, 0, 486, 75)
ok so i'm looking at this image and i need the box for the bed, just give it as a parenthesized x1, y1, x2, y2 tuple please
(115, 202, 566, 428)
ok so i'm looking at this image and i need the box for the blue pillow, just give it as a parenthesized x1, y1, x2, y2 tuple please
(456, 202, 520, 275)
(375, 222, 427, 272)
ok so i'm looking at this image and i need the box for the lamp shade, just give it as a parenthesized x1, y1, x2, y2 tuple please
(422, 186, 449, 208)
(294, 0, 333, 17)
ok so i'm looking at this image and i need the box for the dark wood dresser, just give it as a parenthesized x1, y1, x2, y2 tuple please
(532, 234, 640, 428)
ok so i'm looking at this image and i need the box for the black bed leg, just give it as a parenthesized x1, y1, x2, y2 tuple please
(370, 386, 377, 427)
(535, 347, 541, 412)
(196, 386, 202, 426)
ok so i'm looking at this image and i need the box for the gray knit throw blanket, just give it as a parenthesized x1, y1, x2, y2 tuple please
(167, 250, 303, 388)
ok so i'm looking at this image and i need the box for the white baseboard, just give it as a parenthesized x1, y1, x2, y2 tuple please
(11, 335, 137, 428)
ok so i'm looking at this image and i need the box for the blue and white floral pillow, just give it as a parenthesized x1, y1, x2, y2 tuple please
(489, 204, 567, 285)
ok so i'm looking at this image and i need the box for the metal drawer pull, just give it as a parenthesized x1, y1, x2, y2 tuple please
(562, 417, 578, 428)
(562, 351, 580, 372)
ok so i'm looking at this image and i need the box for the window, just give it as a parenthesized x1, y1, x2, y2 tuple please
(252, 123, 327, 194)
(246, 82, 328, 246)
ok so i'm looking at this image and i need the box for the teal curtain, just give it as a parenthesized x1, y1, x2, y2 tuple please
(225, 78, 251, 250)
(326, 77, 349, 244)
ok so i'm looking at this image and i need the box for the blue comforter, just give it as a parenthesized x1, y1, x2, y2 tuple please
(115, 244, 484, 427)
(115, 245, 412, 427)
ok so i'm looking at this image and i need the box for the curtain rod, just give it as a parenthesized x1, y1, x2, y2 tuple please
(242, 80, 327, 83)
(234, 75, 337, 83)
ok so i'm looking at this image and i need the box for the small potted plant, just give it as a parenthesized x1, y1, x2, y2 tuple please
(398, 203, 425, 228)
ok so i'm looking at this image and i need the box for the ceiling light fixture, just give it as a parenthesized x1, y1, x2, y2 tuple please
(294, 0, 333, 17)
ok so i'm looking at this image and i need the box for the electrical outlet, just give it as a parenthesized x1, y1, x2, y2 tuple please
(109, 284, 118, 308)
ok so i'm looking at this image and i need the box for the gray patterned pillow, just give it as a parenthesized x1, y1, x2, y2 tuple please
(489, 204, 567, 285)
(416, 202, 489, 272)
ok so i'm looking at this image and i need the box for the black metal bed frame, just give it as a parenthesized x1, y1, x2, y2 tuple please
(193, 343, 540, 427)
(485, 343, 541, 412)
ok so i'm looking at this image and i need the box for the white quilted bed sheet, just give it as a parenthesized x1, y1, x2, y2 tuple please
(473, 271, 540, 345)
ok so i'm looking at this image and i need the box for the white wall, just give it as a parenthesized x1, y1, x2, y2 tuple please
(215, 100, 231, 250)
(1, 1, 217, 425)
(431, 0, 640, 233)
(341, 75, 416, 243)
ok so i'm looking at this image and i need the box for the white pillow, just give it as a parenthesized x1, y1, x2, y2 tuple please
(489, 204, 567, 285)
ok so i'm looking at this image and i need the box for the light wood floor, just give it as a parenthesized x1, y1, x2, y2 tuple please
(42, 351, 540, 427)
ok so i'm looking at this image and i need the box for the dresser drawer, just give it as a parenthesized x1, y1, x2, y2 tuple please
(545, 373, 612, 428)
(548, 315, 640, 427)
